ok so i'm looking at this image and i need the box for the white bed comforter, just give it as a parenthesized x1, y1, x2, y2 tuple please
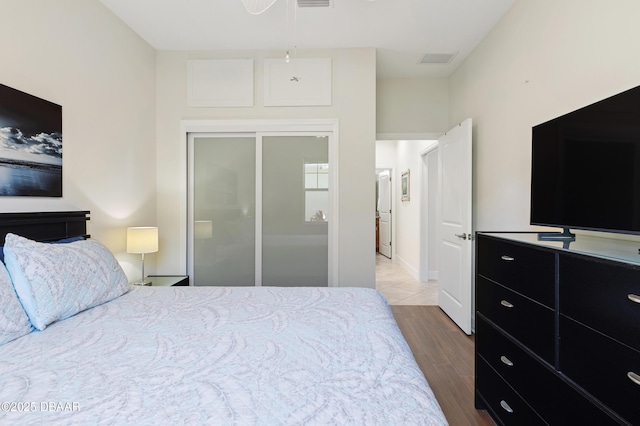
(0, 286, 447, 425)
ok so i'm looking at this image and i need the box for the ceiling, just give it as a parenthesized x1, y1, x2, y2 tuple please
(99, 0, 516, 79)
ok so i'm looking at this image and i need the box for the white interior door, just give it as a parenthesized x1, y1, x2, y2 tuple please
(378, 171, 391, 258)
(437, 119, 473, 335)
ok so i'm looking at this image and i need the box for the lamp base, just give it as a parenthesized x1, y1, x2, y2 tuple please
(132, 280, 152, 286)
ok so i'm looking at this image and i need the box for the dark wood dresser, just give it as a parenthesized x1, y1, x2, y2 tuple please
(475, 232, 640, 425)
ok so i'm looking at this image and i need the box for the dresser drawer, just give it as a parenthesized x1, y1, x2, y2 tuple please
(477, 276, 555, 364)
(560, 255, 640, 350)
(477, 235, 555, 307)
(477, 315, 620, 425)
(560, 316, 640, 425)
(476, 357, 546, 425)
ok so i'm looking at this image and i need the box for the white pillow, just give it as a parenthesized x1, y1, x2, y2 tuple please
(4, 233, 131, 331)
(0, 260, 32, 345)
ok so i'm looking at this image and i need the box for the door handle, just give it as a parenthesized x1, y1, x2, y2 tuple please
(500, 400, 514, 414)
(500, 355, 514, 367)
(628, 372, 640, 386)
(455, 233, 468, 240)
(628, 294, 640, 304)
(500, 300, 514, 308)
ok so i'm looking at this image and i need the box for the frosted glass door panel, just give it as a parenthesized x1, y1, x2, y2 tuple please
(193, 137, 255, 286)
(262, 136, 328, 287)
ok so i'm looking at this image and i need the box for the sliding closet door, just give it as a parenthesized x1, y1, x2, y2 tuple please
(261, 135, 328, 287)
(189, 131, 331, 287)
(192, 136, 255, 286)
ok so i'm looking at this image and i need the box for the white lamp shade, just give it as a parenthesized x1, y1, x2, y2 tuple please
(127, 227, 158, 254)
(194, 220, 213, 239)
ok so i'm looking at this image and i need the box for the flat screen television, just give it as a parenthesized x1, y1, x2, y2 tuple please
(530, 85, 640, 238)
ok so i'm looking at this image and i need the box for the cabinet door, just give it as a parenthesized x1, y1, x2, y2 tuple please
(477, 235, 555, 308)
(477, 315, 620, 425)
(476, 358, 546, 425)
(560, 254, 640, 350)
(560, 316, 640, 425)
(477, 277, 555, 364)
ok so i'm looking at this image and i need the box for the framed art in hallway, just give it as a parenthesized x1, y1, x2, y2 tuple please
(401, 169, 410, 201)
(0, 83, 62, 197)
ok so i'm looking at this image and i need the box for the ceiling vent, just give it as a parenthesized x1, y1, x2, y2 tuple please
(419, 53, 457, 65)
(297, 0, 332, 7)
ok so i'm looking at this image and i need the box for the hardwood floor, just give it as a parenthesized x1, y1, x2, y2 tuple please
(391, 305, 495, 426)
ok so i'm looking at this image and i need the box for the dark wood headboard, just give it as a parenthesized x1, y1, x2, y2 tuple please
(0, 211, 90, 243)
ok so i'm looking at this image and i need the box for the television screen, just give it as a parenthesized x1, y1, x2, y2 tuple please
(530, 85, 640, 236)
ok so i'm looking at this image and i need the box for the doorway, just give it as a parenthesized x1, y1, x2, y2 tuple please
(374, 139, 439, 305)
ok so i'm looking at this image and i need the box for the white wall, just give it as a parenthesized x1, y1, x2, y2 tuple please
(0, 0, 157, 279)
(450, 0, 640, 234)
(375, 140, 397, 169)
(156, 48, 377, 287)
(377, 77, 449, 139)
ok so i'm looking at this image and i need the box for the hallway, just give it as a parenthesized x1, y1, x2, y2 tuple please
(375, 254, 438, 305)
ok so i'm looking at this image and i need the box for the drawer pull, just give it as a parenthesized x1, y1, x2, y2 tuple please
(628, 372, 640, 386)
(500, 300, 514, 308)
(500, 400, 514, 414)
(500, 355, 514, 367)
(628, 294, 640, 304)
(501, 255, 515, 261)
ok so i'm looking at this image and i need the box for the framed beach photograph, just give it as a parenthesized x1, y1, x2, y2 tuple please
(401, 169, 410, 201)
(0, 84, 62, 197)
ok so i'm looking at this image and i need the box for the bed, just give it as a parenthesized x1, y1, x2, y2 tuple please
(0, 211, 448, 425)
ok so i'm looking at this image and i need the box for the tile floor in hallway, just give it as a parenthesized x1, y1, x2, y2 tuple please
(375, 253, 438, 305)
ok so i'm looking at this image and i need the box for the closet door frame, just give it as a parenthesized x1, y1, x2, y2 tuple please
(183, 119, 339, 287)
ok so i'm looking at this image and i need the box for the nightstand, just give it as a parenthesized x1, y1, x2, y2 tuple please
(145, 275, 189, 287)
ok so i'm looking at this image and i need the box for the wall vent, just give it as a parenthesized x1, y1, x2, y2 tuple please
(419, 53, 457, 64)
(297, 0, 332, 7)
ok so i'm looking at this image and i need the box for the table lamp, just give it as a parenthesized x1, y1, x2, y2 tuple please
(127, 226, 158, 285)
